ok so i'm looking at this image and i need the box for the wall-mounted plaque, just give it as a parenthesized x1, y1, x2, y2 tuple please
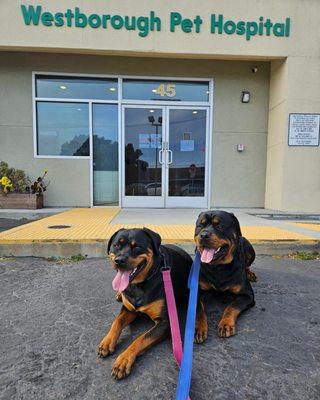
(288, 113, 320, 146)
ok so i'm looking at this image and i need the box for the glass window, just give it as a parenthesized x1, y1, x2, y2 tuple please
(122, 80, 209, 102)
(92, 104, 119, 205)
(36, 102, 89, 156)
(36, 76, 118, 100)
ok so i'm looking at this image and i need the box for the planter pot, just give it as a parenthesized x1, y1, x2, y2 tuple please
(0, 193, 44, 209)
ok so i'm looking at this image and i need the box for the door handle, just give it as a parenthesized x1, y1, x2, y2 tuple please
(159, 149, 164, 165)
(167, 149, 173, 165)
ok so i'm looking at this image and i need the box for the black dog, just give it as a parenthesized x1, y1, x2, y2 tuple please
(98, 227, 192, 380)
(194, 210, 256, 341)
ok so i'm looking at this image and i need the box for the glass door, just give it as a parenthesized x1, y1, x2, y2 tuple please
(165, 107, 208, 208)
(121, 106, 209, 208)
(122, 106, 165, 207)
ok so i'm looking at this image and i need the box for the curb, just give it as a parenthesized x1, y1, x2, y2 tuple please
(0, 239, 319, 258)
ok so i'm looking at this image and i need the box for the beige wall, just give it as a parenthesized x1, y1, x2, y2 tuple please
(0, 52, 270, 207)
(0, 0, 318, 59)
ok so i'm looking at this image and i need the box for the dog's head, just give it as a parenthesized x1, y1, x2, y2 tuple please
(108, 227, 161, 291)
(194, 210, 242, 265)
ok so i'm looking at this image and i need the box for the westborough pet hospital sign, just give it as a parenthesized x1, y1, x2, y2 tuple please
(21, 5, 291, 40)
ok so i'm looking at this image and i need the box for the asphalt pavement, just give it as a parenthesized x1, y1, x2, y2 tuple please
(1, 255, 320, 400)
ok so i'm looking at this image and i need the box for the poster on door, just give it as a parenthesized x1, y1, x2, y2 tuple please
(288, 113, 320, 146)
(139, 134, 162, 149)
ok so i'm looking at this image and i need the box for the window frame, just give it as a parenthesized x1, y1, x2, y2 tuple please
(32, 72, 214, 208)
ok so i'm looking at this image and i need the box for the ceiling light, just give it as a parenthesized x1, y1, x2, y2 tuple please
(206, 90, 210, 94)
(109, 87, 116, 91)
(77, 108, 82, 111)
(60, 85, 67, 90)
(192, 111, 198, 114)
(152, 89, 157, 93)
(149, 109, 155, 113)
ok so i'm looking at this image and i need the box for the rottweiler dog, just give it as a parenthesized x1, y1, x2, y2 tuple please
(98, 227, 192, 380)
(194, 210, 256, 341)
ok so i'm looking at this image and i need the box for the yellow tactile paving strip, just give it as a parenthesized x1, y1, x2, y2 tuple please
(292, 222, 320, 233)
(0, 208, 316, 244)
(0, 208, 120, 243)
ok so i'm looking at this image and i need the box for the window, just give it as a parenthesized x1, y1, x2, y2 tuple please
(36, 102, 89, 156)
(36, 76, 118, 100)
(122, 80, 210, 102)
(92, 104, 119, 205)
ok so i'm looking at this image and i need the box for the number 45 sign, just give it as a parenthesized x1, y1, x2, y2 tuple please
(154, 83, 176, 97)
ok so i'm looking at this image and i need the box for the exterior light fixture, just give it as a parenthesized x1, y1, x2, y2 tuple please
(152, 89, 157, 93)
(149, 109, 155, 113)
(192, 111, 198, 114)
(77, 108, 82, 111)
(60, 85, 67, 90)
(241, 91, 250, 103)
(109, 87, 116, 91)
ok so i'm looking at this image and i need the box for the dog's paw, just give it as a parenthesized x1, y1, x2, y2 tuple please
(98, 335, 116, 357)
(111, 351, 135, 380)
(218, 320, 236, 338)
(194, 317, 208, 344)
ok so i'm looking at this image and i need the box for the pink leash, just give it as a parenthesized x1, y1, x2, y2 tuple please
(162, 266, 191, 400)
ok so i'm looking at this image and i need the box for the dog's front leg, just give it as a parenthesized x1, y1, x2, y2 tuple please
(111, 318, 169, 380)
(98, 306, 137, 357)
(218, 289, 254, 338)
(195, 294, 208, 344)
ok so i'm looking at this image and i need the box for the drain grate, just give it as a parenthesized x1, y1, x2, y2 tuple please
(48, 225, 72, 229)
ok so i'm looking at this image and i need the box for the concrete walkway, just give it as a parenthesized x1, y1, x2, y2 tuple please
(0, 208, 319, 257)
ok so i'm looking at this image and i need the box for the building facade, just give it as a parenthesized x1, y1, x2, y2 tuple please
(0, 1, 319, 211)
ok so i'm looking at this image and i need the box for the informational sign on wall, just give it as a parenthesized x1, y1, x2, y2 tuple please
(288, 113, 320, 146)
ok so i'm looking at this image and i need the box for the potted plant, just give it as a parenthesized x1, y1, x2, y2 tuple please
(0, 161, 49, 209)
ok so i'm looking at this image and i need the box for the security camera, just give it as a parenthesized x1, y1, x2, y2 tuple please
(251, 67, 258, 73)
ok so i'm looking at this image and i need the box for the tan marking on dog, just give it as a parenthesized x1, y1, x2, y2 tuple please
(121, 294, 136, 312)
(109, 252, 116, 261)
(199, 280, 216, 291)
(138, 299, 165, 321)
(130, 249, 154, 284)
(131, 240, 136, 247)
(212, 216, 220, 225)
(226, 284, 242, 294)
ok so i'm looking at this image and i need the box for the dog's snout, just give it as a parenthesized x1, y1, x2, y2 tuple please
(114, 255, 127, 266)
(200, 231, 210, 240)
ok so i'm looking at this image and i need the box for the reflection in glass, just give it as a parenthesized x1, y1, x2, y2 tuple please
(169, 109, 206, 197)
(93, 104, 118, 206)
(36, 102, 89, 156)
(125, 108, 162, 196)
(123, 80, 209, 102)
(36, 76, 118, 100)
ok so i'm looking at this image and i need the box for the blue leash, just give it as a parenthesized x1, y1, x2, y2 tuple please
(176, 251, 201, 400)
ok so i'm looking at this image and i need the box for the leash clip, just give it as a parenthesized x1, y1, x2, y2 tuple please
(160, 251, 171, 271)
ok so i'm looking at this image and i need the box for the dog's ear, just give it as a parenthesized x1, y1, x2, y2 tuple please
(107, 228, 125, 254)
(142, 227, 161, 255)
(230, 213, 242, 237)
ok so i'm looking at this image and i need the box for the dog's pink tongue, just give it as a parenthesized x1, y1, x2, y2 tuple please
(112, 270, 131, 292)
(201, 248, 216, 263)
